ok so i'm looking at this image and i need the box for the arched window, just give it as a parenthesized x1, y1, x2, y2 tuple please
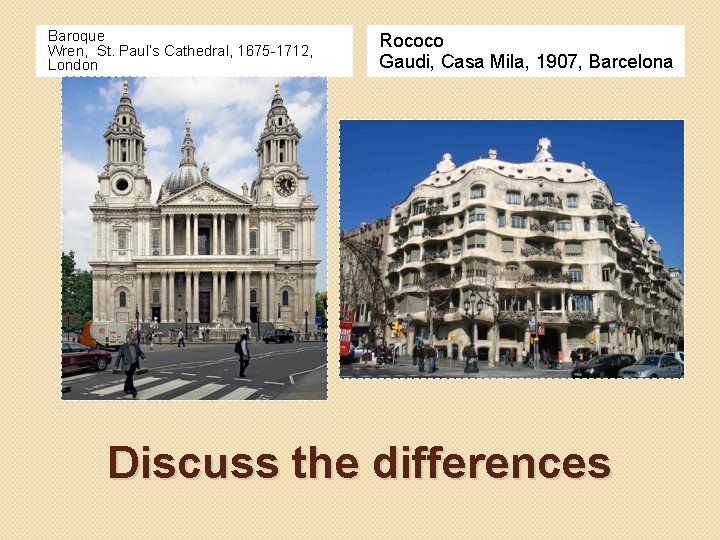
(250, 290, 257, 303)
(470, 184, 486, 199)
(249, 231, 257, 249)
(119, 291, 127, 307)
(282, 291, 290, 306)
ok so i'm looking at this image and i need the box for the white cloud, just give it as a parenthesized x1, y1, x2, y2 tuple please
(62, 152, 98, 270)
(143, 125, 173, 148)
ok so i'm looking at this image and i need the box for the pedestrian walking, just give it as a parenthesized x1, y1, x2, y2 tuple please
(235, 333, 251, 377)
(509, 348, 517, 368)
(412, 345, 419, 366)
(177, 329, 186, 348)
(428, 345, 438, 373)
(148, 331, 154, 350)
(115, 332, 147, 399)
(418, 345, 427, 372)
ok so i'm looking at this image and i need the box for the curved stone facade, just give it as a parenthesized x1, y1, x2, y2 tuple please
(373, 142, 684, 362)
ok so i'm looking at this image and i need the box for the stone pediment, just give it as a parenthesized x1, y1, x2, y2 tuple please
(161, 180, 250, 207)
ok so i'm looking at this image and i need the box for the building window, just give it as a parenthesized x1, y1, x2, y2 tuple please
(572, 294, 593, 311)
(556, 219, 572, 231)
(446, 219, 454, 232)
(250, 290, 257, 303)
(468, 207, 485, 223)
(452, 193, 461, 207)
(506, 191, 521, 205)
(281, 230, 291, 249)
(505, 264, 519, 280)
(282, 290, 289, 306)
(407, 248, 420, 262)
(602, 266, 613, 282)
(569, 267, 583, 283)
(511, 215, 526, 228)
(459, 217, 465, 229)
(597, 219, 606, 232)
(583, 219, 590, 232)
(502, 238, 514, 253)
(468, 264, 486, 277)
(152, 231, 160, 256)
(119, 291, 127, 307)
(250, 231, 257, 249)
(470, 184, 486, 199)
(411, 223, 423, 237)
(152, 290, 160, 304)
(467, 233, 486, 249)
(565, 242, 583, 256)
(498, 211, 506, 228)
(452, 241, 462, 256)
(567, 194, 578, 208)
(117, 230, 127, 250)
(412, 200, 427, 215)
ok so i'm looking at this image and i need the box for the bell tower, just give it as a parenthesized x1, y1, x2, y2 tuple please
(97, 80, 152, 205)
(253, 83, 308, 205)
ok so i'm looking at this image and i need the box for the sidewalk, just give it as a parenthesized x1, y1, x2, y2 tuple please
(344, 357, 570, 378)
(277, 368, 328, 400)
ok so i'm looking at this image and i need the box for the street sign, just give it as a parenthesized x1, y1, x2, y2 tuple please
(529, 320, 536, 331)
(537, 324, 545, 336)
(315, 316, 323, 326)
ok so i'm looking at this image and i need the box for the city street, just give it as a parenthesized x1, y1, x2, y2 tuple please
(62, 341, 327, 400)
(341, 357, 570, 378)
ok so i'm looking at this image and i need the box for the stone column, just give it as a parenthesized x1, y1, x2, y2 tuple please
(560, 330, 568, 363)
(168, 271, 176, 324)
(168, 215, 175, 255)
(212, 214, 218, 255)
(236, 214, 242, 255)
(244, 272, 251, 322)
(244, 216, 250, 255)
(160, 271, 168, 322)
(144, 272, 151, 323)
(161, 214, 166, 256)
(185, 271, 192, 323)
(220, 214, 226, 255)
(193, 213, 199, 255)
(260, 272, 268, 322)
(135, 273, 142, 318)
(211, 271, 219, 322)
(269, 272, 276, 323)
(92, 274, 98, 319)
(560, 291, 566, 315)
(192, 271, 200, 323)
(220, 271, 227, 314)
(235, 271, 243, 322)
(185, 214, 191, 255)
(594, 323, 602, 353)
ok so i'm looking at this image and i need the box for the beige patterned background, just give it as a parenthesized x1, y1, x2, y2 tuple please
(1, 1, 717, 538)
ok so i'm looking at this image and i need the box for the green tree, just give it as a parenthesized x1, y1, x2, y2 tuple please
(62, 251, 93, 329)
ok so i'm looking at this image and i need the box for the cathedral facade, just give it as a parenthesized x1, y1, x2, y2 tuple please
(89, 82, 320, 330)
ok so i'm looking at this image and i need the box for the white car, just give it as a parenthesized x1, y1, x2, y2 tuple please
(618, 355, 684, 378)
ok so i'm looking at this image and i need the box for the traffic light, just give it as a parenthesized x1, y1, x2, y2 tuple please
(391, 320, 403, 337)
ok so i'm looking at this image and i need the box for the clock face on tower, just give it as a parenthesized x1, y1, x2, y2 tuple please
(274, 173, 297, 196)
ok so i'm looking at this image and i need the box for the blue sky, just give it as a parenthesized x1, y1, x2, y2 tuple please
(340, 120, 684, 275)
(62, 77, 328, 291)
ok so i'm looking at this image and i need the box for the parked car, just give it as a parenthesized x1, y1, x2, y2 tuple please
(262, 329, 295, 343)
(661, 351, 684, 365)
(349, 344, 373, 360)
(618, 355, 684, 378)
(571, 354, 636, 378)
(62, 341, 112, 375)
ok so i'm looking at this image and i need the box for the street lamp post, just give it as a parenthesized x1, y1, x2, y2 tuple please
(304, 310, 309, 342)
(135, 305, 140, 336)
(257, 310, 261, 338)
(185, 310, 189, 341)
(463, 291, 483, 373)
(534, 286, 540, 369)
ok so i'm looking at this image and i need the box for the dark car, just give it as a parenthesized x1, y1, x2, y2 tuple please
(262, 329, 295, 344)
(571, 354, 636, 378)
(62, 341, 112, 376)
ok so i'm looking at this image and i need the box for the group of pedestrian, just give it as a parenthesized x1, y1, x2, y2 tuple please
(412, 343, 439, 373)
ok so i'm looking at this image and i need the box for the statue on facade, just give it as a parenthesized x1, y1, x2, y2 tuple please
(220, 295, 229, 313)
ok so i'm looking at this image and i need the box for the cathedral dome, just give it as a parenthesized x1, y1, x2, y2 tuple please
(163, 163, 202, 195)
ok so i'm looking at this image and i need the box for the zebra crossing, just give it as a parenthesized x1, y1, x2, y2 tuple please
(88, 375, 261, 400)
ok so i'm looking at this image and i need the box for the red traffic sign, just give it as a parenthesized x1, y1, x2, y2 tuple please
(537, 324, 545, 336)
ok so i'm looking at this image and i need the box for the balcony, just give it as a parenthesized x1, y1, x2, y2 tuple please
(425, 204, 449, 217)
(530, 222, 555, 233)
(567, 310, 599, 323)
(422, 250, 450, 262)
(388, 261, 402, 273)
(498, 310, 530, 323)
(522, 271, 572, 284)
(393, 235, 408, 247)
(422, 227, 443, 238)
(521, 246, 562, 259)
(591, 200, 611, 210)
(524, 196, 563, 209)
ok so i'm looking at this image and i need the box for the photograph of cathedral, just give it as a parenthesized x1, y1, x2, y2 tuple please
(62, 78, 327, 333)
